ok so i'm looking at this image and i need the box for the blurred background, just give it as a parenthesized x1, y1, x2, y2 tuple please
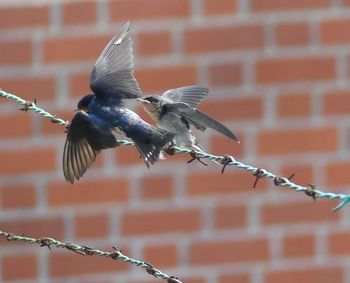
(0, 0, 350, 282)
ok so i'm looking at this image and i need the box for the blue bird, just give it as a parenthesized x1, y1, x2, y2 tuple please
(63, 22, 174, 183)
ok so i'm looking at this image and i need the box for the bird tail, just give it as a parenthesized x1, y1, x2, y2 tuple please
(133, 127, 174, 168)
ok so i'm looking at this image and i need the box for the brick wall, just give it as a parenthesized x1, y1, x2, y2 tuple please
(0, 0, 349, 282)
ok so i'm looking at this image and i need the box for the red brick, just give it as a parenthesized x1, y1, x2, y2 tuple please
(69, 72, 90, 98)
(0, 76, 56, 101)
(280, 164, 314, 186)
(199, 96, 263, 121)
(62, 1, 97, 26)
(110, 0, 190, 21)
(251, 0, 331, 11)
(0, 147, 56, 175)
(50, 249, 129, 277)
(276, 22, 309, 46)
(187, 171, 268, 196)
(44, 35, 110, 63)
(143, 244, 178, 267)
(329, 231, 350, 255)
(0, 40, 32, 66)
(256, 57, 336, 84)
(209, 62, 243, 87)
(2, 253, 37, 280)
(0, 217, 64, 242)
(203, 0, 238, 15)
(137, 31, 172, 56)
(282, 234, 315, 258)
(182, 278, 206, 283)
(258, 127, 338, 155)
(0, 6, 49, 30)
(128, 280, 161, 283)
(116, 146, 146, 167)
(1, 184, 36, 209)
(261, 201, 339, 225)
(321, 19, 350, 44)
(323, 90, 350, 115)
(190, 238, 269, 265)
(0, 113, 32, 138)
(325, 162, 350, 187)
(210, 132, 244, 158)
(219, 274, 250, 283)
(47, 178, 129, 206)
(141, 175, 173, 199)
(136, 65, 197, 93)
(265, 267, 343, 283)
(122, 208, 201, 235)
(75, 214, 109, 239)
(277, 92, 311, 118)
(185, 25, 264, 53)
(214, 204, 247, 229)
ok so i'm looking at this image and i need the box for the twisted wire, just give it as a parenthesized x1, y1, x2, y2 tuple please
(0, 231, 179, 282)
(1, 88, 349, 211)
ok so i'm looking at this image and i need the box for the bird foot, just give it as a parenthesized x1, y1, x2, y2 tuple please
(164, 142, 176, 155)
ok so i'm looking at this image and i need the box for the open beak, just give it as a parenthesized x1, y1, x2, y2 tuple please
(136, 98, 151, 104)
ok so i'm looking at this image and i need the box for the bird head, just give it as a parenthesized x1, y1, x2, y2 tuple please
(76, 94, 94, 112)
(137, 96, 162, 121)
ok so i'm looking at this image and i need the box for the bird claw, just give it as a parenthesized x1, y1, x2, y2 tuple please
(187, 151, 207, 166)
(64, 121, 71, 133)
(19, 98, 36, 112)
(165, 142, 176, 155)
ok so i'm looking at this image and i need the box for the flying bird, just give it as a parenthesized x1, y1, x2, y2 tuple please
(138, 86, 239, 153)
(63, 22, 174, 183)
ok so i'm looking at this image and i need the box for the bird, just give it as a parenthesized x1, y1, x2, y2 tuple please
(137, 86, 239, 153)
(63, 22, 174, 184)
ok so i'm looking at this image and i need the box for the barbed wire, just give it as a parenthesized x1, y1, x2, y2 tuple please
(0, 230, 181, 283)
(1, 88, 350, 212)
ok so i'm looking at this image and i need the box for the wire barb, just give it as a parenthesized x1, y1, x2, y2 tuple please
(252, 168, 267, 188)
(187, 151, 208, 166)
(305, 184, 318, 201)
(1, 88, 350, 211)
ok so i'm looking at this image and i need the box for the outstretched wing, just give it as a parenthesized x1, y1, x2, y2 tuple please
(162, 86, 209, 109)
(63, 112, 102, 184)
(90, 22, 142, 99)
(165, 103, 239, 142)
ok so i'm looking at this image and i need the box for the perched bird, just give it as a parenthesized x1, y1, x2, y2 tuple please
(63, 22, 174, 183)
(138, 86, 239, 152)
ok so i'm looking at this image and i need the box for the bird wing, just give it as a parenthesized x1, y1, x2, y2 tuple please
(63, 111, 102, 184)
(90, 21, 142, 99)
(162, 86, 209, 109)
(165, 103, 239, 142)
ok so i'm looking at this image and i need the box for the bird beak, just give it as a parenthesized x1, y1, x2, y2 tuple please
(74, 108, 79, 111)
(136, 98, 151, 104)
